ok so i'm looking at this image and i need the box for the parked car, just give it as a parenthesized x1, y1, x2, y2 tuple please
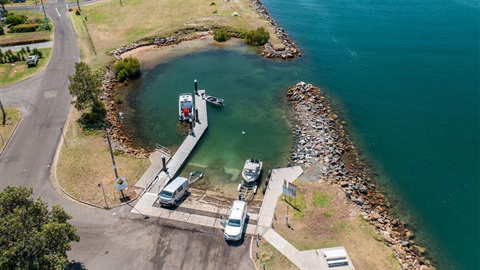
(158, 177, 189, 207)
(26, 55, 39, 67)
(221, 200, 248, 241)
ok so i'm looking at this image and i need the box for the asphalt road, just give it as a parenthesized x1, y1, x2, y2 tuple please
(0, 2, 255, 269)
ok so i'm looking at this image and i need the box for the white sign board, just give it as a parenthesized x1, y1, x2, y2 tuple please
(115, 176, 127, 191)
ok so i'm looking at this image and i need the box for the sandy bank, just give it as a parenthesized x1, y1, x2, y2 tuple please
(119, 36, 246, 70)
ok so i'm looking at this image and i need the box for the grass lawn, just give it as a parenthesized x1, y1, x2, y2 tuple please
(0, 108, 21, 153)
(252, 240, 298, 270)
(274, 181, 400, 270)
(72, 0, 282, 66)
(0, 47, 52, 86)
(56, 109, 150, 208)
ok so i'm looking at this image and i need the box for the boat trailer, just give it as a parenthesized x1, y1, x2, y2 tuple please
(237, 182, 258, 204)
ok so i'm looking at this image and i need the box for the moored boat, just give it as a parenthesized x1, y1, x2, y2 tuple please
(179, 93, 195, 122)
(241, 159, 263, 183)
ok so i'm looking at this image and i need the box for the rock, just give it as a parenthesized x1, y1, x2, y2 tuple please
(382, 231, 394, 244)
(352, 197, 363, 206)
(401, 240, 410, 247)
(393, 244, 406, 258)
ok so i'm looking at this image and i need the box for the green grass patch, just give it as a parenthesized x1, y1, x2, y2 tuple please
(0, 47, 52, 86)
(323, 211, 334, 217)
(332, 220, 349, 233)
(285, 194, 306, 220)
(0, 108, 21, 153)
(312, 191, 332, 208)
(256, 241, 298, 270)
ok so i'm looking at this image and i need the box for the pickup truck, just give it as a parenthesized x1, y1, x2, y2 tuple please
(26, 55, 39, 67)
(221, 200, 248, 241)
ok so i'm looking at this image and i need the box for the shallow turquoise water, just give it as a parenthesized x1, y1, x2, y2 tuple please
(124, 47, 305, 185)
(125, 0, 479, 268)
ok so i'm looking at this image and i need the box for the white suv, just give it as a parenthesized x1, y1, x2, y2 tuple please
(26, 55, 39, 67)
(222, 200, 248, 241)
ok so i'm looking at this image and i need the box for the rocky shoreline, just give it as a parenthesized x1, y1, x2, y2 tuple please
(286, 82, 433, 270)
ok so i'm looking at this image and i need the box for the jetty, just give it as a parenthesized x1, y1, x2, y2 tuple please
(135, 86, 208, 194)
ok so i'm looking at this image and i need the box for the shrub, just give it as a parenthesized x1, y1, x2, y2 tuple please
(8, 24, 37, 33)
(6, 14, 27, 26)
(213, 28, 229, 42)
(0, 27, 4, 35)
(244, 27, 270, 46)
(112, 57, 141, 82)
(32, 48, 42, 58)
(114, 94, 123, 104)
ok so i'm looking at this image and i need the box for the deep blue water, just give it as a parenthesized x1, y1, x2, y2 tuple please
(125, 0, 479, 268)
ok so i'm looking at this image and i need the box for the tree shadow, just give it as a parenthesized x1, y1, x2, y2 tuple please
(66, 261, 87, 270)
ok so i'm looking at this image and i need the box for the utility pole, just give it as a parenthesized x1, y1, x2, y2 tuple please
(39, 0, 50, 30)
(105, 129, 119, 180)
(76, 0, 81, 12)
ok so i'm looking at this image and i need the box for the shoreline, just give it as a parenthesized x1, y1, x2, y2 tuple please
(96, 4, 432, 267)
(286, 82, 433, 269)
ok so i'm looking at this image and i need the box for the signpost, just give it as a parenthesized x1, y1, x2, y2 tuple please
(282, 180, 297, 227)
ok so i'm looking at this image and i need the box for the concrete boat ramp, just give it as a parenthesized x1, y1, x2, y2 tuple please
(131, 86, 354, 269)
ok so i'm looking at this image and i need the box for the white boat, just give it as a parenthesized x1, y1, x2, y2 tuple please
(179, 93, 195, 122)
(201, 93, 224, 106)
(241, 159, 263, 183)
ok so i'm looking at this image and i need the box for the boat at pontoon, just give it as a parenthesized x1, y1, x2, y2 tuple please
(179, 93, 195, 122)
(241, 159, 263, 183)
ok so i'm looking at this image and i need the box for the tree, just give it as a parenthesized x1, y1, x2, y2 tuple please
(112, 57, 140, 82)
(0, 186, 80, 269)
(68, 61, 102, 111)
(244, 27, 270, 46)
(213, 28, 229, 42)
(0, 0, 10, 13)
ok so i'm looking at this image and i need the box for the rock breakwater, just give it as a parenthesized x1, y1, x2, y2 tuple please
(287, 82, 433, 270)
(249, 0, 301, 59)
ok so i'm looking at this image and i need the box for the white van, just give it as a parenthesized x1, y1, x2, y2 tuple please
(158, 177, 189, 207)
(221, 200, 248, 241)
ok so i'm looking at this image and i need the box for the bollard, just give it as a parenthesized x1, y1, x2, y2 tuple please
(189, 121, 193, 135)
(263, 263, 266, 270)
(256, 251, 259, 260)
(258, 233, 261, 240)
(256, 239, 259, 247)
(194, 79, 198, 95)
(195, 107, 199, 123)
(161, 154, 166, 171)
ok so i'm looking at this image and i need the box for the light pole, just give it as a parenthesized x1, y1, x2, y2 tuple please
(105, 112, 126, 198)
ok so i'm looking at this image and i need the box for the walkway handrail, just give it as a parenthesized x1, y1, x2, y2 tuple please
(155, 143, 171, 156)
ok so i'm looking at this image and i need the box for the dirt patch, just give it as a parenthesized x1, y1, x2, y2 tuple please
(8, 64, 24, 78)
